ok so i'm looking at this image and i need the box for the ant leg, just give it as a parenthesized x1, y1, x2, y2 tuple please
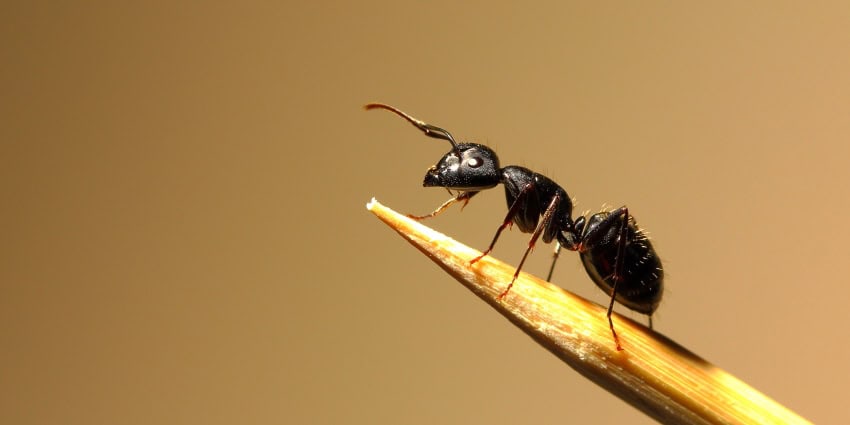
(546, 242, 562, 282)
(497, 193, 561, 300)
(408, 191, 477, 220)
(648, 315, 654, 330)
(605, 206, 630, 351)
(470, 184, 534, 266)
(549, 218, 584, 281)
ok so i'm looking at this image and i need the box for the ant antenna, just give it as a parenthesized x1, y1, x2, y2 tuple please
(365, 103, 462, 157)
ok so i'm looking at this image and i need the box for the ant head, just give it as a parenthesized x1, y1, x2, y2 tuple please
(424, 143, 501, 190)
(365, 103, 502, 191)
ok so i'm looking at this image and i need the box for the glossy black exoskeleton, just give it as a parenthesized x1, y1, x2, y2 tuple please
(366, 103, 663, 350)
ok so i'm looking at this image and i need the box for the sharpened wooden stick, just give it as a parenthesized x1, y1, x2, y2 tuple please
(366, 198, 811, 425)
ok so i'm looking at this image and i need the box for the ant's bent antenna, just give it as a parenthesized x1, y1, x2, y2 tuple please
(365, 103, 461, 156)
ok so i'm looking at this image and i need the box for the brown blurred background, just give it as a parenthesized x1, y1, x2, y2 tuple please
(3, 2, 849, 424)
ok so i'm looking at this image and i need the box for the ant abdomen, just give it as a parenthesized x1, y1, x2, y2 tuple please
(576, 210, 664, 315)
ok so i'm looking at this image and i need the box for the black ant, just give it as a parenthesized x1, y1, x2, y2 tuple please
(366, 103, 663, 350)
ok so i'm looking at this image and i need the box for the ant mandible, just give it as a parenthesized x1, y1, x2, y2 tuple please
(366, 103, 663, 350)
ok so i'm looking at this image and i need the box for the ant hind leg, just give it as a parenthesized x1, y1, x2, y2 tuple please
(606, 206, 631, 351)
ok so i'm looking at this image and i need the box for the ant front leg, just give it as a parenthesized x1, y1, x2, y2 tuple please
(408, 191, 477, 220)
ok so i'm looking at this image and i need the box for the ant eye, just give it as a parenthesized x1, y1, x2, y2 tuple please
(467, 157, 483, 168)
